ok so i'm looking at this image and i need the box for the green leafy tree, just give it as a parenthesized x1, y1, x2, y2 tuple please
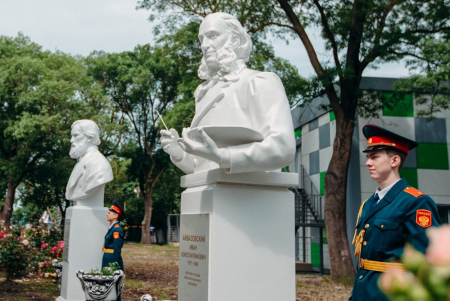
(85, 44, 183, 244)
(151, 162, 183, 230)
(137, 0, 450, 279)
(393, 39, 450, 117)
(0, 34, 110, 229)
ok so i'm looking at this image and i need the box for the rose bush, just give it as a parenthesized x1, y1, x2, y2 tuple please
(0, 226, 36, 280)
(0, 222, 63, 280)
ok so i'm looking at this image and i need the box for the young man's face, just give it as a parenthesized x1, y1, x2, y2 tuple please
(365, 149, 398, 183)
(106, 210, 118, 223)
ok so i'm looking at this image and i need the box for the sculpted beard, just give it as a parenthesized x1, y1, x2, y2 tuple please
(198, 36, 237, 80)
(69, 142, 89, 159)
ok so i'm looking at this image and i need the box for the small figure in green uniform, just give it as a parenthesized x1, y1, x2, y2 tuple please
(102, 200, 125, 272)
(349, 124, 441, 301)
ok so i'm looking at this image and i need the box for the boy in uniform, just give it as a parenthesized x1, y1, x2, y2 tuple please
(349, 124, 441, 300)
(102, 200, 125, 272)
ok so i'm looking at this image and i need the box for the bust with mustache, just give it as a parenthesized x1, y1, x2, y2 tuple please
(66, 120, 113, 204)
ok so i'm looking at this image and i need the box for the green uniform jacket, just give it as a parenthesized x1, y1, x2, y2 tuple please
(349, 178, 440, 301)
(102, 221, 125, 271)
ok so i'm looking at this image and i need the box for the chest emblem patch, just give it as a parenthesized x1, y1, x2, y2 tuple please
(416, 209, 432, 228)
(113, 232, 120, 239)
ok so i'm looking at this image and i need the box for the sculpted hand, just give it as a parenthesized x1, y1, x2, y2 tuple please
(177, 127, 230, 168)
(160, 129, 184, 161)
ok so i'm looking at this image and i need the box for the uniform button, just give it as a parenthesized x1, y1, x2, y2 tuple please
(363, 241, 367, 246)
(365, 224, 369, 229)
(359, 275, 363, 280)
(381, 225, 384, 229)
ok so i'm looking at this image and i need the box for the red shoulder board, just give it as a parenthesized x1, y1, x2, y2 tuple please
(114, 224, 119, 228)
(113, 232, 120, 239)
(416, 209, 432, 228)
(404, 187, 425, 197)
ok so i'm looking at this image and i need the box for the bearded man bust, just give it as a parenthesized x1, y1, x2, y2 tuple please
(160, 12, 295, 174)
(66, 119, 113, 203)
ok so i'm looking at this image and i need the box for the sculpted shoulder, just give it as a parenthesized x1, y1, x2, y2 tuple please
(240, 68, 282, 84)
(84, 149, 112, 172)
(83, 149, 114, 192)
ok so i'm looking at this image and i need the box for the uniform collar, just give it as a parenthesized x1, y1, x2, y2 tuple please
(381, 178, 408, 202)
(361, 178, 408, 224)
(109, 221, 118, 230)
(375, 178, 402, 201)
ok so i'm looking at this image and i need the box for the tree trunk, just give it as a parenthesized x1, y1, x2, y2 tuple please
(324, 117, 356, 281)
(140, 186, 153, 245)
(2, 178, 16, 230)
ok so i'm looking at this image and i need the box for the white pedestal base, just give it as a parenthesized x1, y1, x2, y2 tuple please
(178, 169, 297, 301)
(57, 206, 109, 301)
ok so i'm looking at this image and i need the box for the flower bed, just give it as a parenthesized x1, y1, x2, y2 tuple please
(0, 223, 63, 280)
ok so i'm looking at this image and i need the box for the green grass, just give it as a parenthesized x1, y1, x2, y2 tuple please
(124, 279, 143, 289)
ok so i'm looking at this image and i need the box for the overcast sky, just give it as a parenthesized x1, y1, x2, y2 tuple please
(0, 0, 411, 79)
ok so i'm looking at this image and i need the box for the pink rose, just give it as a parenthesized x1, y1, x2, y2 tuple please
(42, 261, 47, 268)
(379, 265, 409, 293)
(51, 246, 59, 253)
(426, 225, 450, 265)
(41, 242, 49, 251)
(58, 240, 64, 249)
(21, 239, 29, 246)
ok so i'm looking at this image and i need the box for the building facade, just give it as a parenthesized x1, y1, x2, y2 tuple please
(290, 77, 450, 271)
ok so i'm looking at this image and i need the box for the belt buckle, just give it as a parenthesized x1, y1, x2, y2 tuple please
(359, 258, 365, 269)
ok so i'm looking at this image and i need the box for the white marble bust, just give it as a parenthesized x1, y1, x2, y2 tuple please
(66, 120, 113, 202)
(161, 12, 295, 174)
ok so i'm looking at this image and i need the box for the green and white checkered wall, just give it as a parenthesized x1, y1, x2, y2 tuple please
(297, 93, 450, 205)
(298, 111, 336, 196)
(358, 93, 450, 205)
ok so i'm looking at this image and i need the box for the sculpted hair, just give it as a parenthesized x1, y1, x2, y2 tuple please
(198, 12, 253, 80)
(72, 120, 101, 146)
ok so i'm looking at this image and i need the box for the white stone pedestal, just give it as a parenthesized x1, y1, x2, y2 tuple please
(56, 206, 109, 301)
(178, 169, 298, 301)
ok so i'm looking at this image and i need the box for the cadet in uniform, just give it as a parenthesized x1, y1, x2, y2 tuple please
(102, 200, 125, 272)
(349, 124, 441, 300)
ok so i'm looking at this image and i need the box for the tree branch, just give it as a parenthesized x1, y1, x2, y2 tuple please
(412, 26, 450, 34)
(387, 50, 427, 61)
(276, 0, 325, 77)
(361, 0, 397, 70)
(312, 0, 342, 75)
(346, 0, 367, 75)
(151, 166, 166, 190)
(247, 22, 294, 33)
(277, 0, 342, 119)
(171, 1, 207, 18)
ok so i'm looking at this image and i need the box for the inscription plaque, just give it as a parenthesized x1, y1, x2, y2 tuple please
(178, 214, 210, 301)
(63, 219, 70, 262)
